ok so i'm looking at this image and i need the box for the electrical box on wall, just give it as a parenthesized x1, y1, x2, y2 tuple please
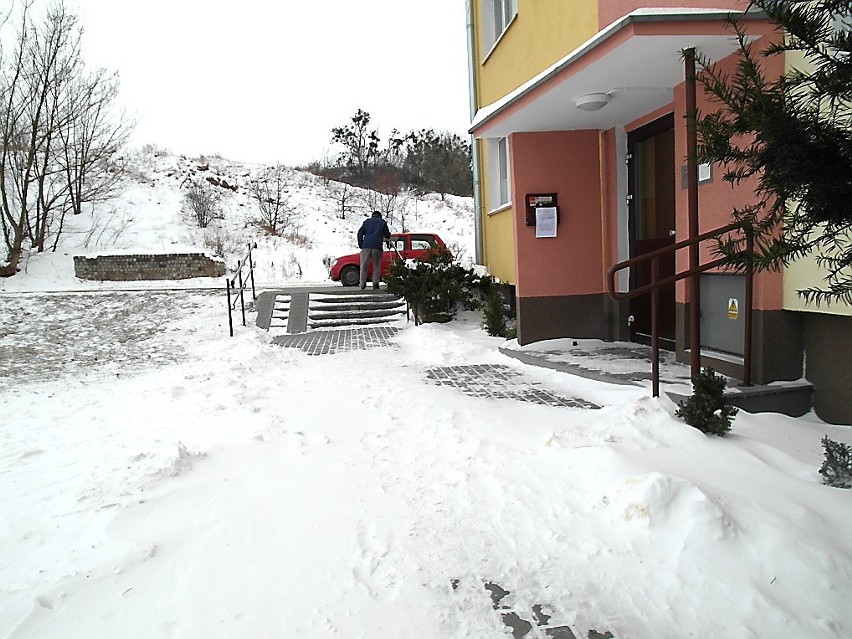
(524, 193, 559, 226)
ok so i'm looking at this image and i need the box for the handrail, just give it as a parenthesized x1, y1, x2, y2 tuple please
(607, 222, 753, 397)
(226, 242, 258, 336)
(386, 237, 412, 322)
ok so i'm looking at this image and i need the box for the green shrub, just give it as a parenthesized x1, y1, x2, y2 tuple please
(386, 251, 521, 336)
(481, 279, 516, 338)
(482, 284, 507, 336)
(675, 367, 738, 436)
(819, 436, 852, 489)
(385, 248, 483, 324)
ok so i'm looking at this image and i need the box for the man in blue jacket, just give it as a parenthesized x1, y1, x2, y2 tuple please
(357, 210, 392, 289)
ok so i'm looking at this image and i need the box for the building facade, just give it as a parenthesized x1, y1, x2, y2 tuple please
(466, 0, 851, 423)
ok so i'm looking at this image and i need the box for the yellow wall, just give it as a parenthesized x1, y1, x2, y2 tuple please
(781, 49, 851, 316)
(476, 138, 517, 282)
(474, 0, 599, 108)
(783, 229, 852, 316)
(483, 208, 517, 283)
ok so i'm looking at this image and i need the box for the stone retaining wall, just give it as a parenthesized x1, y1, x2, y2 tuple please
(74, 253, 225, 281)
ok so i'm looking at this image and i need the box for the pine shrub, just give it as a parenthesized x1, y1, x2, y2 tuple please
(385, 248, 482, 324)
(482, 279, 507, 336)
(481, 279, 516, 338)
(675, 367, 738, 436)
(819, 436, 852, 489)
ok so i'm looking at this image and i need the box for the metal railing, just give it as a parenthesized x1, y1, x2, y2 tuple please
(226, 242, 257, 336)
(386, 239, 412, 322)
(607, 222, 753, 397)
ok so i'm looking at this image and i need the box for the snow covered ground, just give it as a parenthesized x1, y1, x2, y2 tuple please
(1, 150, 851, 638)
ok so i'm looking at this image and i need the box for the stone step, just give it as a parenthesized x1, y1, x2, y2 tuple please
(309, 308, 406, 321)
(308, 301, 405, 312)
(311, 292, 401, 300)
(309, 316, 399, 329)
(256, 288, 407, 334)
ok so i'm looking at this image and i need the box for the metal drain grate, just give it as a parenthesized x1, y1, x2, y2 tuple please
(426, 364, 599, 409)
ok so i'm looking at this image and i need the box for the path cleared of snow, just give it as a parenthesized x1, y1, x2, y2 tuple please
(2, 292, 851, 638)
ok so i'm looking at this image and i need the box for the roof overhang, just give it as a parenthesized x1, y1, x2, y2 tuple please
(470, 9, 775, 138)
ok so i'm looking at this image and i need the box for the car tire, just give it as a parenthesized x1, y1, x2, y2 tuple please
(340, 265, 360, 287)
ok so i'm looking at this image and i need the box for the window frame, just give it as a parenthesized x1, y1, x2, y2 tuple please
(487, 137, 511, 212)
(482, 0, 518, 55)
(410, 234, 439, 251)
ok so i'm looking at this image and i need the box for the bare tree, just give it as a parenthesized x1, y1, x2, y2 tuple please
(360, 167, 406, 225)
(1, 2, 54, 275)
(317, 148, 334, 185)
(249, 164, 293, 234)
(55, 69, 131, 237)
(183, 181, 221, 229)
(329, 181, 354, 219)
(0, 2, 133, 276)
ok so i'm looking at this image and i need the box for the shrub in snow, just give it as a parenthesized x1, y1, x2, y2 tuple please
(675, 367, 737, 436)
(385, 247, 483, 325)
(249, 164, 294, 235)
(482, 279, 516, 339)
(819, 436, 852, 489)
(184, 181, 222, 228)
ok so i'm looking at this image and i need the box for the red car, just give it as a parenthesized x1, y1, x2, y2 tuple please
(329, 232, 448, 286)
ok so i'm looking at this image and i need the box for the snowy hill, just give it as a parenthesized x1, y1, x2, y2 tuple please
(0, 148, 475, 292)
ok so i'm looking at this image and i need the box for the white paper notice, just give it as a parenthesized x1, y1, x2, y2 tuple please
(535, 207, 557, 238)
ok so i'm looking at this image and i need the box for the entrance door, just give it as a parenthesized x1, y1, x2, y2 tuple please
(627, 114, 676, 348)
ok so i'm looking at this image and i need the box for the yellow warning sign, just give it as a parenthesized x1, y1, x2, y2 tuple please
(728, 298, 739, 320)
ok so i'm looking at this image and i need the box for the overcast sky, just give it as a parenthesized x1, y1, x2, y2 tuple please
(68, 0, 472, 166)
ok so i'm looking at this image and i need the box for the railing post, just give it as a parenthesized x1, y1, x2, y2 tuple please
(743, 234, 754, 386)
(651, 255, 660, 398)
(685, 47, 701, 379)
(248, 242, 257, 301)
(237, 260, 246, 327)
(226, 277, 234, 337)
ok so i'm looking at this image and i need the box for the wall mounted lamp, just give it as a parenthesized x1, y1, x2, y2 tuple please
(575, 93, 610, 112)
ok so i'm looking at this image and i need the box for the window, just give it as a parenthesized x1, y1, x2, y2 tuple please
(483, 0, 517, 51)
(498, 137, 509, 205)
(411, 235, 438, 251)
(488, 137, 510, 210)
(493, 0, 517, 36)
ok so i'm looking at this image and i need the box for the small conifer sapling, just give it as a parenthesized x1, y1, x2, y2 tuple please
(675, 367, 738, 436)
(819, 436, 852, 489)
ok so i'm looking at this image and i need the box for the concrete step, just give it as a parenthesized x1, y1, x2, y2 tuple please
(308, 291, 405, 328)
(311, 292, 399, 303)
(309, 300, 405, 312)
(309, 316, 399, 329)
(309, 308, 406, 321)
(256, 288, 407, 334)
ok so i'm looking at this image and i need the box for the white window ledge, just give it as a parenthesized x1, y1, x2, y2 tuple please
(487, 204, 513, 216)
(482, 13, 518, 65)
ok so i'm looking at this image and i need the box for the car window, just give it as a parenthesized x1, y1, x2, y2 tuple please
(388, 237, 407, 252)
(411, 235, 437, 251)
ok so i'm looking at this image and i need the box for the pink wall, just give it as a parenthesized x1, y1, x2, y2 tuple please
(671, 33, 786, 310)
(598, 0, 747, 30)
(601, 128, 620, 280)
(510, 131, 603, 298)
